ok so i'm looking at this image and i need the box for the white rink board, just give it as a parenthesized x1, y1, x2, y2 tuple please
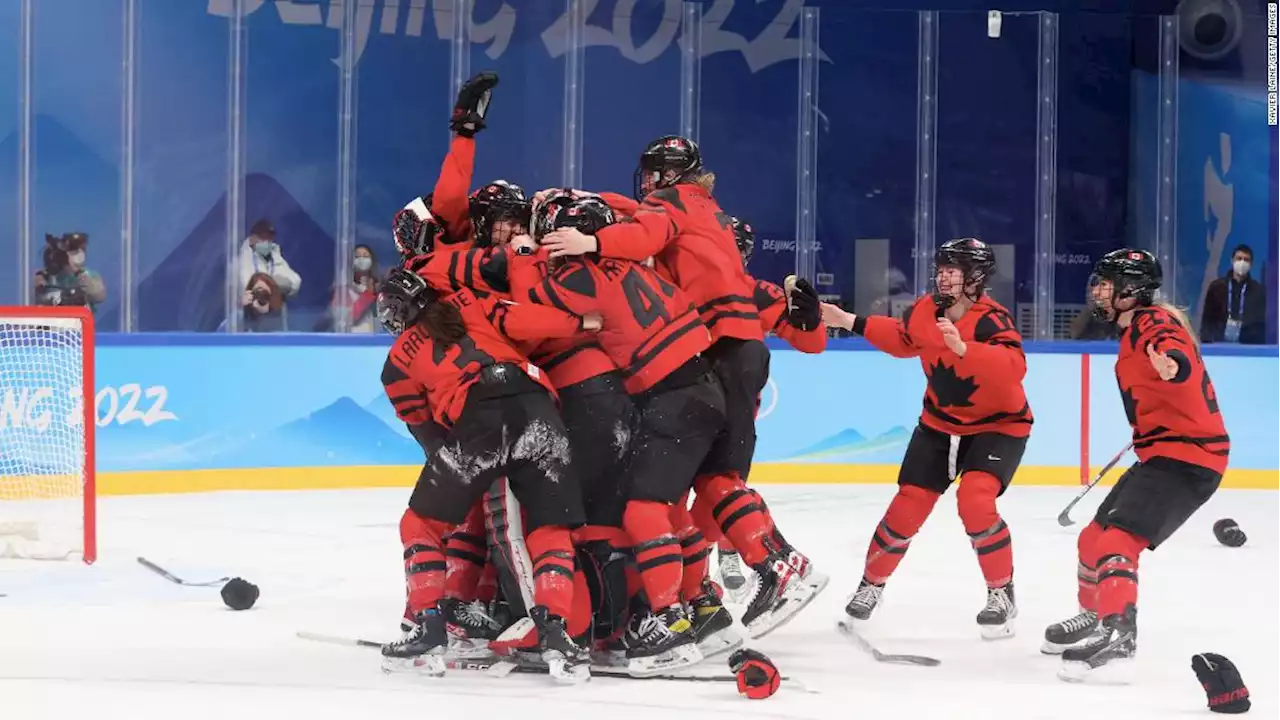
(1, 485, 1276, 720)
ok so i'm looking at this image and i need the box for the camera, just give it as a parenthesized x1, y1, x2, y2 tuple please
(1176, 0, 1243, 61)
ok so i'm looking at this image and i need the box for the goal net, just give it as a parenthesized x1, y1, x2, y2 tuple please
(0, 307, 95, 563)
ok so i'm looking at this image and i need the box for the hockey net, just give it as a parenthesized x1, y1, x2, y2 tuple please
(0, 307, 95, 563)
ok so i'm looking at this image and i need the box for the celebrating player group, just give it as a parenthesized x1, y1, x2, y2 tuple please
(376, 72, 1230, 688)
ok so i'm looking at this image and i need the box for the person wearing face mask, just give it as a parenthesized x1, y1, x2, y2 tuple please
(238, 219, 301, 330)
(319, 244, 381, 333)
(1200, 244, 1267, 344)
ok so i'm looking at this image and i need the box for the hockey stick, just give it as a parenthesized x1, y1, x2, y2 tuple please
(836, 620, 941, 667)
(1056, 442, 1132, 527)
(136, 557, 232, 587)
(296, 631, 816, 690)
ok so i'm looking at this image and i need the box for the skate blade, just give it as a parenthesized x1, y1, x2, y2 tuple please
(381, 653, 447, 677)
(547, 656, 592, 685)
(589, 650, 629, 668)
(746, 580, 824, 640)
(448, 638, 498, 660)
(628, 643, 705, 677)
(978, 621, 1016, 641)
(1058, 657, 1136, 685)
(1040, 639, 1088, 656)
(696, 626, 745, 661)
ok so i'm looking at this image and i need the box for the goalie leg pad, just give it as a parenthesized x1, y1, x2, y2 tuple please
(485, 478, 535, 618)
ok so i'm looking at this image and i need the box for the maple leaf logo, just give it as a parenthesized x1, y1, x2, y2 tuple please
(928, 361, 978, 408)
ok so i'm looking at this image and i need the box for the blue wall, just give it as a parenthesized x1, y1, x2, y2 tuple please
(3, 0, 1272, 338)
(2, 336, 1271, 490)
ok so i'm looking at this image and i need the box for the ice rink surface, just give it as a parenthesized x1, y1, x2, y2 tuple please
(1, 484, 1275, 720)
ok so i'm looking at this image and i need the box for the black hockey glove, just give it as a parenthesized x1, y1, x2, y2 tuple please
(787, 277, 821, 331)
(451, 71, 499, 137)
(1192, 653, 1250, 714)
(729, 648, 780, 700)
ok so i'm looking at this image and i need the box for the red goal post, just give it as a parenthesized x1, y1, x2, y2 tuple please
(0, 306, 96, 563)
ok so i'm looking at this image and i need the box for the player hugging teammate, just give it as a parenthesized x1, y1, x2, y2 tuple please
(374, 72, 834, 683)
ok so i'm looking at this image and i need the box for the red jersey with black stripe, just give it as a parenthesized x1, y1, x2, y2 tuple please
(505, 253, 617, 388)
(1115, 306, 1229, 473)
(381, 288, 579, 428)
(859, 295, 1032, 437)
(592, 184, 762, 343)
(407, 245, 511, 300)
(752, 278, 826, 353)
(509, 251, 711, 395)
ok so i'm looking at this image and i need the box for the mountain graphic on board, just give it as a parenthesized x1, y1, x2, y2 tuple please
(234, 396, 423, 468)
(782, 426, 912, 464)
(364, 393, 412, 439)
(135, 172, 338, 331)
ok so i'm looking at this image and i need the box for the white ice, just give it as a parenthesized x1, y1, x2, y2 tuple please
(1, 485, 1275, 720)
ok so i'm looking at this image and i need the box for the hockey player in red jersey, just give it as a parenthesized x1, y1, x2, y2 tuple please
(823, 238, 1030, 639)
(1045, 250, 1227, 681)
(541, 137, 828, 639)
(511, 195, 727, 675)
(376, 267, 598, 682)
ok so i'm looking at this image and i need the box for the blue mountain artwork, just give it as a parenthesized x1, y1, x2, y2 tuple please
(783, 426, 912, 464)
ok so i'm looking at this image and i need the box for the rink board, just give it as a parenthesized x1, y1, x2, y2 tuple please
(19, 335, 1265, 494)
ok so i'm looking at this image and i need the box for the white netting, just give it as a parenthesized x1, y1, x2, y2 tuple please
(0, 314, 88, 560)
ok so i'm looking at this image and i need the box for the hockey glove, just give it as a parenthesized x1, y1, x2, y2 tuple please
(1192, 653, 1250, 714)
(786, 278, 821, 331)
(729, 648, 780, 700)
(1212, 518, 1247, 548)
(451, 71, 499, 137)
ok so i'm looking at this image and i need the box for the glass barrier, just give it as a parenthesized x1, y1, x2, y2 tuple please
(467, 2, 570, 194)
(133, 0, 231, 332)
(934, 10, 1043, 336)
(0, 1, 21, 307)
(231, 0, 341, 333)
(696, 0, 801, 288)
(579, 0, 684, 199)
(813, 9, 923, 316)
(1051, 12, 1139, 340)
(29, 0, 124, 331)
(345, 0, 456, 334)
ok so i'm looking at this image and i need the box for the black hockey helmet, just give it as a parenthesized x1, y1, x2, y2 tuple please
(730, 216, 755, 268)
(469, 180, 531, 247)
(933, 237, 996, 309)
(393, 195, 446, 258)
(634, 135, 703, 200)
(376, 267, 437, 335)
(1089, 248, 1162, 320)
(554, 196, 616, 236)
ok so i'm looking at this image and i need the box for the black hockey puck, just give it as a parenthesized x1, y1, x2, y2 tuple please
(221, 577, 260, 610)
(1212, 519, 1246, 548)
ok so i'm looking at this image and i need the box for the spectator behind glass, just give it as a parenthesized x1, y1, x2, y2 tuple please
(32, 232, 106, 313)
(318, 244, 381, 333)
(1200, 243, 1267, 344)
(238, 219, 301, 330)
(242, 272, 285, 332)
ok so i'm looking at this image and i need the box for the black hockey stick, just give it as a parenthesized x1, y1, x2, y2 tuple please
(296, 631, 817, 689)
(1056, 442, 1133, 527)
(837, 620, 941, 667)
(136, 557, 232, 587)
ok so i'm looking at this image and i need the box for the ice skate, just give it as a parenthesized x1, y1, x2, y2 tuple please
(625, 604, 704, 677)
(689, 578, 744, 660)
(717, 548, 756, 605)
(1058, 605, 1137, 684)
(382, 608, 448, 676)
(782, 546, 830, 596)
(741, 551, 825, 639)
(839, 578, 884, 624)
(976, 582, 1017, 640)
(441, 597, 503, 659)
(530, 605, 591, 684)
(1041, 609, 1099, 655)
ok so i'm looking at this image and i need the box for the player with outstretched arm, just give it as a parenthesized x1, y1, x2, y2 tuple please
(821, 237, 1030, 640)
(1044, 249, 1229, 683)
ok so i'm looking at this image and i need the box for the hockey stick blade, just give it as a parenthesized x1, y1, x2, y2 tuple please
(837, 621, 940, 667)
(1057, 442, 1133, 527)
(136, 557, 232, 587)
(297, 631, 814, 689)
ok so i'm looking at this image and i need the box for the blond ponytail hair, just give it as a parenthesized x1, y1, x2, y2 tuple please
(1156, 301, 1200, 348)
(694, 171, 716, 193)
